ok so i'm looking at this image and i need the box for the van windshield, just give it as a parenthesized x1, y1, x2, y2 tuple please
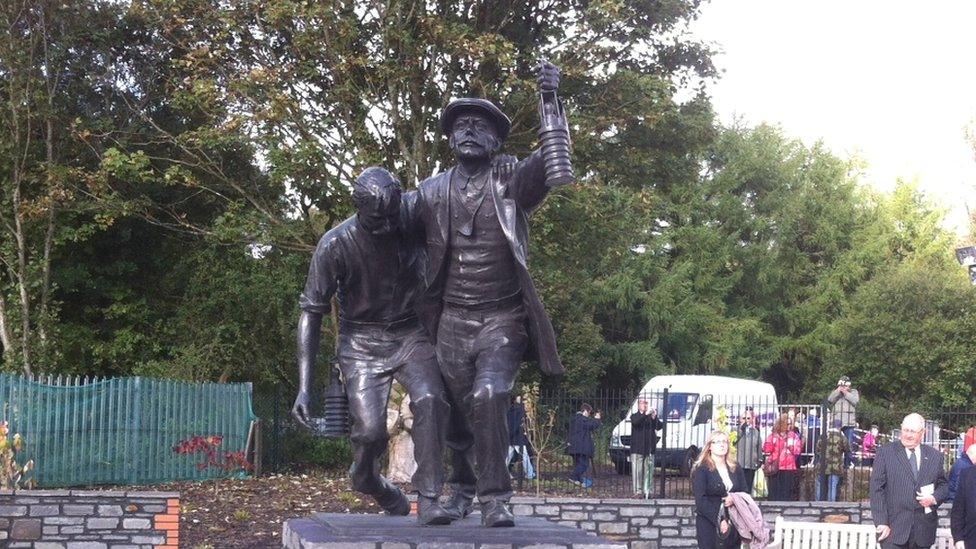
(661, 392, 698, 422)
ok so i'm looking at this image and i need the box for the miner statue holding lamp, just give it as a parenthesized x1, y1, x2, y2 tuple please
(409, 60, 570, 527)
(292, 60, 572, 529)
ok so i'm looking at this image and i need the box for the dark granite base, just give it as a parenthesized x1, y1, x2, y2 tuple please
(282, 512, 626, 548)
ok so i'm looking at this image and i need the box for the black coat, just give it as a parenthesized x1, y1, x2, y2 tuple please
(869, 441, 948, 547)
(507, 403, 530, 446)
(412, 152, 564, 376)
(629, 411, 663, 456)
(692, 464, 747, 549)
(566, 413, 600, 457)
(952, 466, 976, 548)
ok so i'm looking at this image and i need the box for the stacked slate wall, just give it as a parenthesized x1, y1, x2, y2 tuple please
(508, 496, 952, 548)
(0, 490, 179, 549)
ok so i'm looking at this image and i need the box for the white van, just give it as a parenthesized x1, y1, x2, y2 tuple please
(609, 375, 778, 476)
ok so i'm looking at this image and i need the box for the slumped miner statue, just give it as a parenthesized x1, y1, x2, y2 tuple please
(292, 167, 453, 526)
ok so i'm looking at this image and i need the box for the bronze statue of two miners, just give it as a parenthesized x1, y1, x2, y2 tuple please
(292, 60, 572, 528)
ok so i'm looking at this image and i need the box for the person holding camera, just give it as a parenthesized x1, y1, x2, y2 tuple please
(827, 376, 860, 468)
(567, 403, 602, 488)
(630, 399, 663, 498)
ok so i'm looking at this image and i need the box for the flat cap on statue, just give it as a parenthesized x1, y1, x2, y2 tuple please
(440, 98, 512, 140)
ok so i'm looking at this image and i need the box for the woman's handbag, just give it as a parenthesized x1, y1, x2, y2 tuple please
(761, 435, 781, 476)
(715, 504, 732, 541)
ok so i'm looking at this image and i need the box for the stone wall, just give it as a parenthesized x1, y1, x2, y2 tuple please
(0, 490, 179, 549)
(510, 496, 953, 549)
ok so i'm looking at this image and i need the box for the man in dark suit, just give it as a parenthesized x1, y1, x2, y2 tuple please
(869, 413, 949, 548)
(408, 61, 568, 527)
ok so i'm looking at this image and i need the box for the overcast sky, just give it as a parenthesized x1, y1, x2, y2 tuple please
(689, 0, 976, 236)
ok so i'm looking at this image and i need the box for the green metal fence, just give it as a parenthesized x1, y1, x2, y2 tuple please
(0, 373, 258, 487)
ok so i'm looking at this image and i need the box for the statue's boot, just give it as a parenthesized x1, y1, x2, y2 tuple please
(443, 491, 474, 521)
(374, 482, 410, 516)
(481, 500, 515, 528)
(417, 495, 453, 526)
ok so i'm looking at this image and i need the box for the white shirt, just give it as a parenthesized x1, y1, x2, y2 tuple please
(717, 465, 733, 491)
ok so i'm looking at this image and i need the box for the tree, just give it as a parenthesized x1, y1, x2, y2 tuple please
(519, 92, 721, 390)
(82, 0, 715, 249)
(65, 0, 718, 388)
(825, 262, 976, 413)
(0, 0, 129, 373)
(702, 125, 874, 395)
(816, 182, 964, 410)
(572, 123, 870, 389)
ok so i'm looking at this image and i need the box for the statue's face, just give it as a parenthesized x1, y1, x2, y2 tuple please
(448, 112, 500, 161)
(353, 170, 402, 236)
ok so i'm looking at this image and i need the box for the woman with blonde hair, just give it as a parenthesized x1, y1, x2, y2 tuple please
(692, 430, 748, 548)
(763, 413, 803, 501)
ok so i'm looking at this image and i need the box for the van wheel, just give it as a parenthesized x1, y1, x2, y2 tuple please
(680, 447, 698, 476)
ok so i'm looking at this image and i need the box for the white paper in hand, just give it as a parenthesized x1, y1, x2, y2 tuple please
(919, 484, 935, 514)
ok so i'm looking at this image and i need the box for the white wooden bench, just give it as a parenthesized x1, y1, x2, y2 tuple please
(933, 528, 955, 549)
(766, 517, 955, 549)
(767, 516, 879, 548)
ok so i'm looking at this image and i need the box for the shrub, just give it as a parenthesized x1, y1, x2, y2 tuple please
(281, 429, 352, 470)
(0, 422, 34, 489)
(172, 435, 253, 476)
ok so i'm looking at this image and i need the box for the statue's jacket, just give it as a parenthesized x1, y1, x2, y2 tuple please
(407, 150, 565, 376)
(299, 199, 426, 326)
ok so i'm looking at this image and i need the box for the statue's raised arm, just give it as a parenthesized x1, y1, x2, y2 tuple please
(536, 59, 573, 188)
(504, 60, 574, 213)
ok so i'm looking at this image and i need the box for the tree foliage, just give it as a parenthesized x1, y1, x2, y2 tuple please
(75, 0, 715, 250)
(0, 0, 132, 374)
(825, 262, 976, 413)
(0, 0, 972, 414)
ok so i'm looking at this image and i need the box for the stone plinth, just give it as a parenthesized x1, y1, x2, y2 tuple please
(282, 512, 625, 548)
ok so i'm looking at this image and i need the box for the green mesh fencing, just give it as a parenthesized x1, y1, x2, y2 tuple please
(0, 373, 258, 487)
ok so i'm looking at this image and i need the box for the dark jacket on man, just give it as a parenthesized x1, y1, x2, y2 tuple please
(412, 152, 564, 375)
(566, 413, 600, 457)
(507, 403, 530, 447)
(951, 466, 976, 548)
(736, 424, 763, 470)
(300, 192, 423, 321)
(949, 453, 974, 501)
(629, 411, 663, 456)
(869, 440, 948, 547)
